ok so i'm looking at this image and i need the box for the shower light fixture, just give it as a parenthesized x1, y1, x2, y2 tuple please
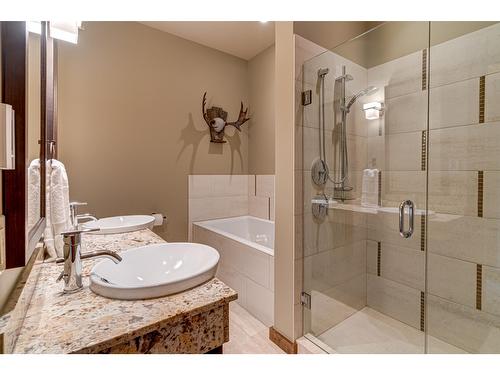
(363, 101, 384, 120)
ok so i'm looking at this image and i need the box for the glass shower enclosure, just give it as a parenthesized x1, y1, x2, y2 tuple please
(301, 21, 500, 353)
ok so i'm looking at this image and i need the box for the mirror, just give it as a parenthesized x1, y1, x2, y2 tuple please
(27, 31, 42, 235)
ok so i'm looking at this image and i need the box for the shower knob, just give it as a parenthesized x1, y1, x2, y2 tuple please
(312, 158, 329, 186)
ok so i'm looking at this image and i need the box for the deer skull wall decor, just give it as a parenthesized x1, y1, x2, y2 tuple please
(202, 92, 250, 143)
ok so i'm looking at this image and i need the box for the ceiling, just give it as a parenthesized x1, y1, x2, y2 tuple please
(140, 21, 275, 60)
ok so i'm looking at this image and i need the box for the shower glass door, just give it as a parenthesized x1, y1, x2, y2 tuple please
(301, 22, 431, 354)
(301, 21, 500, 354)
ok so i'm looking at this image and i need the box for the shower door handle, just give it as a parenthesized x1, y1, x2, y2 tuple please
(399, 200, 414, 238)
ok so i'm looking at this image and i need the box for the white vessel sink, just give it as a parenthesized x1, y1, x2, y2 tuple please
(89, 243, 220, 300)
(82, 215, 155, 235)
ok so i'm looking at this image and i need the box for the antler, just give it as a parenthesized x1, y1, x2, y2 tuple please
(226, 102, 250, 131)
(202, 92, 211, 128)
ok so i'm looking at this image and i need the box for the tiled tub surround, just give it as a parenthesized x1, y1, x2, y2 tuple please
(188, 174, 275, 241)
(8, 229, 237, 354)
(300, 23, 500, 353)
(193, 216, 274, 327)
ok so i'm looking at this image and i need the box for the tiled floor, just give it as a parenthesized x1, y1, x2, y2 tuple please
(317, 307, 467, 354)
(224, 302, 285, 354)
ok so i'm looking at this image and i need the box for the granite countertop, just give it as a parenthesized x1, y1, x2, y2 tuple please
(11, 229, 237, 354)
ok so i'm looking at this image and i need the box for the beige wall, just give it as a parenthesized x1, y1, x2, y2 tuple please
(274, 22, 296, 341)
(331, 22, 496, 69)
(58, 22, 250, 241)
(248, 45, 275, 175)
(293, 21, 382, 53)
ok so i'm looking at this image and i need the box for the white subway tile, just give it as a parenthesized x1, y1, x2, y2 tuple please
(188, 195, 248, 223)
(248, 195, 269, 220)
(256, 175, 275, 198)
(245, 277, 274, 327)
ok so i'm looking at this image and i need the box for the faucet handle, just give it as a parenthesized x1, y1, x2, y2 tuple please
(61, 227, 100, 237)
(69, 201, 87, 208)
(69, 202, 89, 228)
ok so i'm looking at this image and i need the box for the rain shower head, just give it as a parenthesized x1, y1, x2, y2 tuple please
(346, 85, 378, 111)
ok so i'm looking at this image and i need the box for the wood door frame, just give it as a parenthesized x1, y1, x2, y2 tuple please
(1, 21, 54, 268)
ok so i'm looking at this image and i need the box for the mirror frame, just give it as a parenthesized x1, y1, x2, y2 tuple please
(1, 21, 55, 268)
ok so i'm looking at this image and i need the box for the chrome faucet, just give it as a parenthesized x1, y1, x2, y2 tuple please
(69, 201, 98, 229)
(56, 228, 122, 294)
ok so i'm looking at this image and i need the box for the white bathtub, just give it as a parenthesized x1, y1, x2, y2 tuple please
(193, 216, 275, 326)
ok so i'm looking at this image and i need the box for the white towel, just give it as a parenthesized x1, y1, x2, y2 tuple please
(44, 159, 71, 259)
(361, 168, 380, 208)
(28, 159, 41, 231)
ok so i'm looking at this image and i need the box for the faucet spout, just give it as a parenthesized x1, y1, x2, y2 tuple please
(81, 250, 122, 264)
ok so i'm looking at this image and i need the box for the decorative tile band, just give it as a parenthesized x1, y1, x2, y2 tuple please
(421, 131, 427, 171)
(478, 171, 484, 217)
(378, 171, 382, 206)
(420, 215, 426, 252)
(377, 242, 381, 277)
(479, 75, 485, 124)
(420, 291, 425, 332)
(422, 49, 427, 91)
(477, 264, 483, 310)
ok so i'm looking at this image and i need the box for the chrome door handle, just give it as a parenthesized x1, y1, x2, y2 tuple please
(399, 200, 414, 238)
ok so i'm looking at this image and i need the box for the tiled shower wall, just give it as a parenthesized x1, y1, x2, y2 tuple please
(426, 24, 500, 353)
(300, 23, 500, 352)
(188, 174, 274, 240)
(365, 47, 428, 338)
(366, 24, 500, 353)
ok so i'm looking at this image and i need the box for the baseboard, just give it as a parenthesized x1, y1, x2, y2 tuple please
(269, 326, 297, 354)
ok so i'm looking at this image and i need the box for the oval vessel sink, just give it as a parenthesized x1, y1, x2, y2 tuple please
(89, 243, 220, 300)
(82, 215, 155, 235)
